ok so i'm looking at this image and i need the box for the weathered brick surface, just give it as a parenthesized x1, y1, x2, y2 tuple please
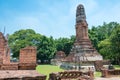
(19, 63, 36, 70)
(0, 32, 10, 64)
(59, 4, 103, 71)
(19, 46, 36, 64)
(0, 32, 46, 79)
(67, 4, 103, 62)
(0, 32, 37, 70)
(3, 48, 10, 64)
(19, 46, 37, 70)
(55, 51, 66, 59)
(49, 71, 94, 80)
(1, 63, 18, 70)
(0, 70, 46, 80)
(101, 69, 120, 77)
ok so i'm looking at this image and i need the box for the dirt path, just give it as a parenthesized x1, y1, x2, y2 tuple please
(95, 77, 120, 80)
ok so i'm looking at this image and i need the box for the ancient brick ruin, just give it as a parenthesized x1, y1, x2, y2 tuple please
(0, 32, 46, 80)
(19, 46, 37, 70)
(52, 4, 103, 71)
(51, 51, 66, 66)
(0, 70, 46, 80)
(67, 4, 103, 63)
(49, 70, 94, 80)
(54, 51, 66, 59)
(101, 69, 120, 77)
(0, 32, 37, 70)
(0, 32, 16, 70)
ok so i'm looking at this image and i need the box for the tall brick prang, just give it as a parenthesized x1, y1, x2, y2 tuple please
(67, 4, 103, 62)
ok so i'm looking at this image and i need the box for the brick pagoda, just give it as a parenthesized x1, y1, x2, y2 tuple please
(67, 4, 103, 62)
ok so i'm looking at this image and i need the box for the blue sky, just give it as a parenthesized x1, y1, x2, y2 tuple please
(0, 0, 120, 38)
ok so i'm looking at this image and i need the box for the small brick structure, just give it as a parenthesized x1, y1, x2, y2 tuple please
(19, 46, 37, 70)
(51, 51, 66, 66)
(54, 51, 66, 59)
(94, 60, 103, 71)
(101, 69, 120, 77)
(49, 70, 94, 80)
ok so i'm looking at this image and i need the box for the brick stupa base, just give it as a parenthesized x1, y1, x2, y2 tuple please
(0, 70, 46, 80)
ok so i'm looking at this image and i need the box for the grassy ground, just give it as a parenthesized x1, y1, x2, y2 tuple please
(94, 65, 120, 77)
(36, 64, 64, 79)
(36, 65, 120, 79)
(94, 71, 101, 77)
(114, 65, 120, 69)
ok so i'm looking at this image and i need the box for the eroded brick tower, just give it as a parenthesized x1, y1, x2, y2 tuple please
(0, 32, 10, 65)
(68, 4, 103, 62)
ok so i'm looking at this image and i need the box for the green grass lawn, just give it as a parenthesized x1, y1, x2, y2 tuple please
(36, 64, 120, 79)
(36, 64, 64, 79)
(94, 71, 101, 77)
(114, 65, 120, 69)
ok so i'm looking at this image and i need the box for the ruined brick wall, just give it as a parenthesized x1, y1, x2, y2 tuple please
(0, 32, 37, 70)
(19, 46, 36, 64)
(55, 51, 66, 59)
(0, 32, 6, 64)
(3, 47, 10, 64)
(0, 70, 46, 80)
(19, 46, 37, 70)
(0, 32, 10, 64)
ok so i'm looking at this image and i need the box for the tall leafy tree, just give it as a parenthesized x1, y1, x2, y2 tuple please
(55, 36, 75, 56)
(37, 36, 56, 63)
(8, 29, 42, 58)
(98, 39, 112, 59)
(88, 26, 99, 49)
(110, 25, 120, 64)
(89, 22, 119, 51)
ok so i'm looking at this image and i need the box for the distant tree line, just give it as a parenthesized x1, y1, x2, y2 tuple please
(8, 22, 120, 64)
(89, 22, 120, 65)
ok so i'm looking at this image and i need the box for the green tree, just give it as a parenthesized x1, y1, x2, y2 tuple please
(96, 22, 120, 64)
(110, 25, 120, 64)
(89, 22, 119, 52)
(37, 36, 56, 63)
(98, 39, 112, 59)
(55, 36, 75, 56)
(88, 26, 99, 49)
(8, 29, 42, 58)
(97, 22, 119, 41)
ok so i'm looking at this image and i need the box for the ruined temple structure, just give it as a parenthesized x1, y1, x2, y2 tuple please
(67, 4, 103, 62)
(0, 32, 37, 70)
(19, 46, 37, 70)
(51, 51, 66, 66)
(59, 4, 103, 71)
(54, 51, 66, 59)
(0, 32, 46, 79)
